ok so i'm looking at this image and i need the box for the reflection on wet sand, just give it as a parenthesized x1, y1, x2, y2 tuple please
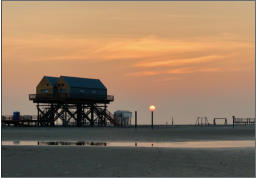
(2, 140, 254, 148)
(38, 141, 107, 146)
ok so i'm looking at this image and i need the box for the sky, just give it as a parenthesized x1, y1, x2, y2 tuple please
(2, 1, 255, 124)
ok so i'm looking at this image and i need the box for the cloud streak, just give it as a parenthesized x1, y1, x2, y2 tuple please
(133, 55, 221, 68)
(125, 66, 221, 78)
(3, 35, 252, 63)
(3, 35, 252, 81)
(125, 71, 159, 77)
(167, 67, 220, 74)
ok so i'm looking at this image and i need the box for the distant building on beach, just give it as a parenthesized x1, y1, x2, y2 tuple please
(56, 76, 107, 99)
(3, 75, 133, 128)
(28, 75, 115, 127)
(36, 76, 59, 96)
(36, 75, 107, 100)
(114, 110, 132, 127)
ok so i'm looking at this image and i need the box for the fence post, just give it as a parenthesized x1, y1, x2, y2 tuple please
(232, 116, 235, 128)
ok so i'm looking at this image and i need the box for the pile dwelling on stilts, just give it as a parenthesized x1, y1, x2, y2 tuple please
(29, 76, 117, 127)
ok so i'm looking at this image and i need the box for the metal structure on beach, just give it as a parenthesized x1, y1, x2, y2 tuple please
(195, 116, 209, 126)
(28, 76, 117, 127)
(213, 118, 227, 126)
(113, 110, 132, 127)
(232, 116, 255, 128)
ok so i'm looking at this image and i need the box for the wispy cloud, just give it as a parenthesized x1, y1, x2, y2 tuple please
(167, 67, 220, 74)
(133, 55, 221, 68)
(125, 67, 220, 78)
(125, 71, 159, 77)
(4, 35, 251, 63)
(3, 34, 252, 81)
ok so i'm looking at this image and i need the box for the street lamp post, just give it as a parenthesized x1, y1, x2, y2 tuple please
(135, 111, 137, 128)
(149, 105, 156, 129)
(151, 111, 154, 128)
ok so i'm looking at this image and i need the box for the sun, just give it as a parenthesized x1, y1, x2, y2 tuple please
(149, 105, 156, 111)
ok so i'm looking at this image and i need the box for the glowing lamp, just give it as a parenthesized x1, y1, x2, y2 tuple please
(149, 105, 156, 112)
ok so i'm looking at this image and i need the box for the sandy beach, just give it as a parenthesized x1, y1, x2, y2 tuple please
(1, 126, 255, 177)
(2, 146, 255, 177)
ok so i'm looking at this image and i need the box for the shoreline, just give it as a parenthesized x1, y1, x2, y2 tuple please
(2, 126, 255, 142)
(2, 126, 255, 177)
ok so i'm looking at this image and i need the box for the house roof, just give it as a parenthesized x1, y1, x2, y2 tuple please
(114, 110, 132, 114)
(45, 76, 59, 86)
(60, 76, 107, 90)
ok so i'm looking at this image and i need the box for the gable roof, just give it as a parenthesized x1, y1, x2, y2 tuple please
(60, 76, 106, 90)
(45, 76, 59, 86)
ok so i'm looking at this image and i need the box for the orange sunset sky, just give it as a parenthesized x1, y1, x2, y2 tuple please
(2, 1, 255, 124)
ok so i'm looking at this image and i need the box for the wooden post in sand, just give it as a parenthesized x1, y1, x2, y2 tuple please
(232, 116, 235, 128)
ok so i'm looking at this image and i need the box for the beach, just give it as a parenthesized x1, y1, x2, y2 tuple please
(1, 126, 255, 177)
(2, 126, 254, 141)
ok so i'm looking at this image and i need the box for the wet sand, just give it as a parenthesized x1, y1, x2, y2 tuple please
(1, 126, 255, 177)
(2, 146, 255, 177)
(2, 126, 255, 141)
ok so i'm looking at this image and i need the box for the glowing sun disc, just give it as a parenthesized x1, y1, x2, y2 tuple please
(149, 105, 156, 111)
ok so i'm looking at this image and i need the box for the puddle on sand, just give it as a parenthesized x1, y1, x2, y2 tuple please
(1, 140, 254, 148)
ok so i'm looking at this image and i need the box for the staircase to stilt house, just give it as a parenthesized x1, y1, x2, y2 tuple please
(94, 106, 119, 126)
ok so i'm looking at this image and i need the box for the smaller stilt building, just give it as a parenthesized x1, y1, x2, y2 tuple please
(29, 76, 116, 127)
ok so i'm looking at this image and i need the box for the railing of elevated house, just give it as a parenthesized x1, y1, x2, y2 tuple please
(29, 94, 114, 101)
